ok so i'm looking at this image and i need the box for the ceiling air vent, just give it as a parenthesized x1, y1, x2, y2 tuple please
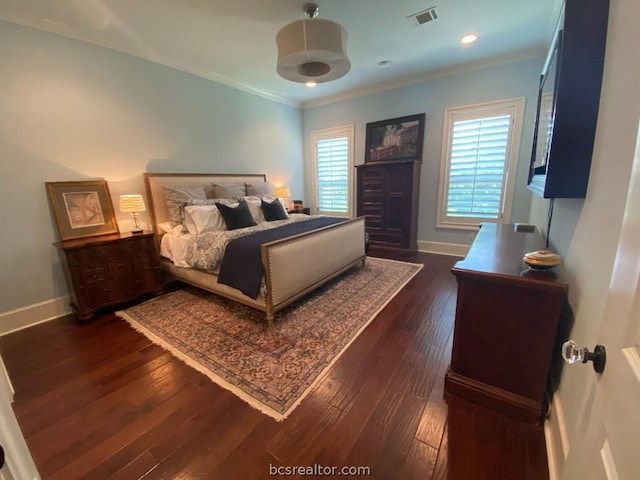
(407, 6, 438, 27)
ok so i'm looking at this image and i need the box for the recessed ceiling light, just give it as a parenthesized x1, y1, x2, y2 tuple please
(306, 81, 317, 88)
(461, 34, 478, 44)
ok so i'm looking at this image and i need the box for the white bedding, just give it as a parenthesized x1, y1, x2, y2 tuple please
(160, 229, 193, 267)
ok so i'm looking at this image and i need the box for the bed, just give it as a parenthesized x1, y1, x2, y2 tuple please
(144, 173, 366, 327)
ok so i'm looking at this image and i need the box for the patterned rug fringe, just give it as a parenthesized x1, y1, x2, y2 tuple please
(116, 309, 286, 420)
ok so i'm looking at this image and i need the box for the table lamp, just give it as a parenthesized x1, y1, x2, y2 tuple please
(119, 194, 146, 233)
(274, 186, 291, 208)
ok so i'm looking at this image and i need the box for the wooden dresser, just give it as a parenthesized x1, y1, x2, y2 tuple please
(356, 160, 420, 252)
(55, 231, 163, 320)
(444, 223, 568, 424)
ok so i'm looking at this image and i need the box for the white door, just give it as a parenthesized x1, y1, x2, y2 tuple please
(0, 355, 40, 480)
(561, 121, 640, 479)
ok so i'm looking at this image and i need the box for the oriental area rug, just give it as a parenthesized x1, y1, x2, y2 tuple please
(116, 257, 422, 421)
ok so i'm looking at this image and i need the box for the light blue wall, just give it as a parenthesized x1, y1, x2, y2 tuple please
(302, 57, 544, 247)
(0, 21, 302, 314)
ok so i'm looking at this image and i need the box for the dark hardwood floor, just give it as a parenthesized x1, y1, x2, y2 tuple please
(0, 251, 549, 479)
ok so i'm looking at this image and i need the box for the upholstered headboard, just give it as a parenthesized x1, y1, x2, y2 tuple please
(143, 172, 267, 235)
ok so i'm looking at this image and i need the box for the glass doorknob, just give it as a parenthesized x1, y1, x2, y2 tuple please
(562, 340, 606, 374)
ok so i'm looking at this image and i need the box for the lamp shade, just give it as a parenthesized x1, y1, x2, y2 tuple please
(276, 18, 350, 83)
(119, 194, 146, 213)
(274, 186, 291, 198)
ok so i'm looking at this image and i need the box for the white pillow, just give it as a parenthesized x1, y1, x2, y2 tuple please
(183, 205, 229, 234)
(241, 196, 266, 223)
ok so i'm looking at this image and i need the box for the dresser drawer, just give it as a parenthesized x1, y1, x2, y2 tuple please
(120, 237, 151, 254)
(78, 279, 126, 309)
(81, 266, 107, 285)
(126, 270, 162, 296)
(361, 167, 385, 180)
(131, 251, 155, 270)
(368, 231, 404, 246)
(77, 243, 121, 261)
(106, 257, 133, 278)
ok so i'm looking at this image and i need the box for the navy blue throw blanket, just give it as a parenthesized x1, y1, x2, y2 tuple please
(218, 217, 346, 299)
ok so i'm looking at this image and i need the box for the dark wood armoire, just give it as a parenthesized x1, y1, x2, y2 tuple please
(356, 160, 420, 252)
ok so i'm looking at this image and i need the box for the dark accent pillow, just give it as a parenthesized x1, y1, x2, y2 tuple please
(215, 201, 257, 230)
(261, 198, 289, 221)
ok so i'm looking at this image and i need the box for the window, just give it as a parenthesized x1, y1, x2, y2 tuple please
(437, 98, 525, 229)
(311, 125, 354, 217)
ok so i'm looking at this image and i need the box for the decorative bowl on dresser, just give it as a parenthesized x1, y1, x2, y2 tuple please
(54, 231, 164, 321)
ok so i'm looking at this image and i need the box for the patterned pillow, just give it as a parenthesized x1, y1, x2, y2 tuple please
(261, 198, 289, 221)
(163, 186, 206, 226)
(215, 201, 257, 230)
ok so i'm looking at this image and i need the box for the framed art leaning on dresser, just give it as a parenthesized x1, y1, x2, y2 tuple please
(46, 180, 119, 241)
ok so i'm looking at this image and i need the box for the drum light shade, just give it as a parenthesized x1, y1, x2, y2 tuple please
(119, 195, 146, 213)
(276, 7, 350, 84)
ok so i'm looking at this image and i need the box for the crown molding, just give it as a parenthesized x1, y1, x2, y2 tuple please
(302, 47, 546, 110)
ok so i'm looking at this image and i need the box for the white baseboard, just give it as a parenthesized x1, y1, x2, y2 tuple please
(0, 296, 71, 336)
(544, 392, 569, 480)
(417, 240, 469, 257)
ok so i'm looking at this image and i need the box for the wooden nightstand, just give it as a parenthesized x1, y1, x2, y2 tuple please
(287, 207, 310, 215)
(54, 231, 163, 321)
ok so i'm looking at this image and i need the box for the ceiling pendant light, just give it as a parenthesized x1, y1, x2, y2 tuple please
(276, 3, 350, 84)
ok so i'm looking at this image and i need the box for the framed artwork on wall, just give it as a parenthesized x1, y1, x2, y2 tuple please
(46, 180, 119, 241)
(365, 113, 425, 163)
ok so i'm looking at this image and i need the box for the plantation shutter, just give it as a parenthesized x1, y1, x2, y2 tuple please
(446, 115, 511, 219)
(317, 136, 349, 213)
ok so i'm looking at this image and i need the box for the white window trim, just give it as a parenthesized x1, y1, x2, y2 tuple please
(311, 124, 355, 217)
(436, 97, 525, 230)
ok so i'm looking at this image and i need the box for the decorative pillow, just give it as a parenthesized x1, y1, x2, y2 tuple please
(245, 181, 273, 196)
(183, 205, 227, 234)
(240, 196, 266, 223)
(176, 198, 234, 233)
(163, 187, 207, 226)
(211, 182, 246, 199)
(215, 201, 257, 230)
(261, 198, 289, 221)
